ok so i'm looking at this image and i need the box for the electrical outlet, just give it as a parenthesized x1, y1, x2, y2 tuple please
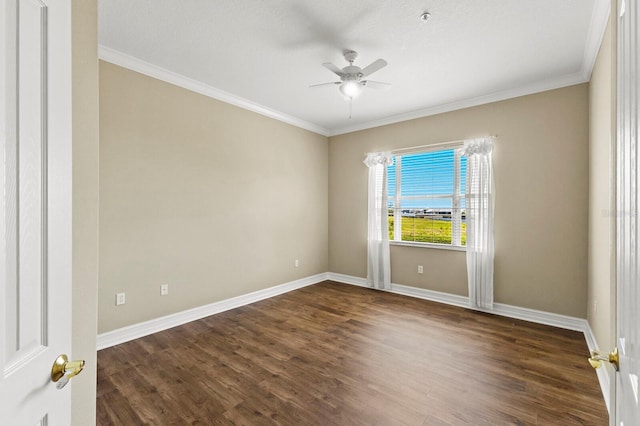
(295, 259, 299, 268)
(418, 265, 424, 274)
(160, 284, 169, 296)
(593, 301, 597, 314)
(116, 292, 126, 306)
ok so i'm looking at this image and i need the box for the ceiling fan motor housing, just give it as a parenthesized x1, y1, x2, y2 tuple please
(343, 50, 358, 63)
(342, 65, 363, 81)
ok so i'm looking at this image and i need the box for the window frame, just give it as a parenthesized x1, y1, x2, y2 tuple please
(388, 144, 467, 251)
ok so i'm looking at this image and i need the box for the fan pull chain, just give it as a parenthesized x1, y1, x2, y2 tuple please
(349, 98, 353, 119)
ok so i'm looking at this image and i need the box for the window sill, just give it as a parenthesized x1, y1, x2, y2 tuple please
(389, 241, 467, 252)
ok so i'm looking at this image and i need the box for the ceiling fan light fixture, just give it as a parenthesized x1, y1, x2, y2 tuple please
(340, 80, 363, 98)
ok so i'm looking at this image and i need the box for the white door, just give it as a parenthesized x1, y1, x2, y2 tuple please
(615, 0, 640, 424)
(0, 0, 75, 424)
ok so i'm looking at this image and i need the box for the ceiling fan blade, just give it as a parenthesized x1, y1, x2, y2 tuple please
(309, 81, 341, 88)
(362, 80, 391, 90)
(322, 62, 346, 77)
(361, 59, 387, 77)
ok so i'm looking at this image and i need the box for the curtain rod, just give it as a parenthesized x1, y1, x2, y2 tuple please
(383, 135, 497, 156)
(390, 139, 464, 155)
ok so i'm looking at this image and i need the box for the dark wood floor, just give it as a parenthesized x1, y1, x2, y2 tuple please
(96, 281, 608, 425)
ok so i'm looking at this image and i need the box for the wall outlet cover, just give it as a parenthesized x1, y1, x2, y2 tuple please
(116, 292, 126, 305)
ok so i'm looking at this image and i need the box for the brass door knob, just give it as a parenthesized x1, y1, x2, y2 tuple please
(588, 347, 619, 371)
(51, 354, 85, 389)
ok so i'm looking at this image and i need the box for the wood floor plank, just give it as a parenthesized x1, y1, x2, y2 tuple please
(97, 281, 608, 425)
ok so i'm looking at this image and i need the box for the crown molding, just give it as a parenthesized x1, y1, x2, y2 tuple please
(98, 45, 331, 137)
(580, 0, 612, 82)
(97, 47, 590, 139)
(100, 0, 611, 140)
(327, 71, 588, 136)
(328, 0, 611, 137)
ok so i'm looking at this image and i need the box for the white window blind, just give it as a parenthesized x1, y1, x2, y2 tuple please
(388, 147, 467, 247)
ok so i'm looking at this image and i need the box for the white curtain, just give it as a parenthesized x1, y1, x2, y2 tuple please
(363, 152, 393, 290)
(462, 138, 495, 309)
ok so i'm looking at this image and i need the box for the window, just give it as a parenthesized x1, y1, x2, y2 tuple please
(388, 146, 467, 248)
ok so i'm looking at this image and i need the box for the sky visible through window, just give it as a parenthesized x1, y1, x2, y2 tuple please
(388, 149, 467, 209)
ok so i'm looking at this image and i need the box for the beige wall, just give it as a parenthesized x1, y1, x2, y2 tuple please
(329, 84, 590, 317)
(71, 0, 99, 424)
(588, 13, 616, 351)
(98, 62, 328, 333)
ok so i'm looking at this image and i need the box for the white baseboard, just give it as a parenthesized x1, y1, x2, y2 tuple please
(324, 273, 469, 308)
(325, 272, 368, 287)
(327, 273, 610, 413)
(328, 272, 588, 330)
(96, 273, 328, 350)
(390, 283, 469, 308)
(484, 303, 588, 332)
(583, 323, 611, 413)
(97, 270, 610, 414)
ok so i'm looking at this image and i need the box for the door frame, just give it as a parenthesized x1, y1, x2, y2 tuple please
(613, 0, 640, 423)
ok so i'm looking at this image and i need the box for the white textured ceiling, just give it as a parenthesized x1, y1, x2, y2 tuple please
(98, 0, 609, 136)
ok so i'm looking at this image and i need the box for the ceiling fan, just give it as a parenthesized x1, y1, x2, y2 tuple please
(311, 50, 390, 99)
